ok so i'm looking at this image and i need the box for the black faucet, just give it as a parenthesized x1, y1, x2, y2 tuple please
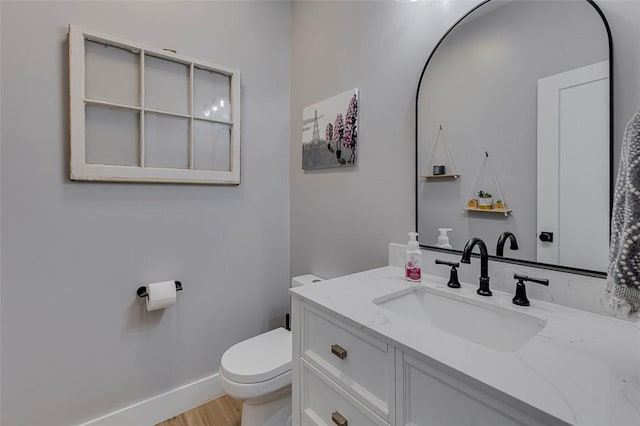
(496, 231, 519, 257)
(512, 274, 549, 306)
(460, 237, 492, 296)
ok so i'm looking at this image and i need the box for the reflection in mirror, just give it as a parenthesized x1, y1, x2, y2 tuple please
(417, 0, 611, 274)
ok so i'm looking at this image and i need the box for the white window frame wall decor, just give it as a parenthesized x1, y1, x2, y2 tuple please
(68, 25, 241, 184)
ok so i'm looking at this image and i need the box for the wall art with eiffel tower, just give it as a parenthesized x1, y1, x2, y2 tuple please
(302, 89, 359, 170)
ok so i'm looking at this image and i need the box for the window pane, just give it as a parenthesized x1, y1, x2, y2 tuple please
(85, 105, 139, 166)
(145, 113, 189, 169)
(85, 40, 139, 106)
(193, 120, 231, 171)
(145, 55, 189, 114)
(193, 68, 231, 121)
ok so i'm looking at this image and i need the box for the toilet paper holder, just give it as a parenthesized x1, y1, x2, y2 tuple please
(137, 281, 183, 298)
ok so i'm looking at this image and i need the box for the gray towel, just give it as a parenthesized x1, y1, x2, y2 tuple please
(604, 109, 640, 319)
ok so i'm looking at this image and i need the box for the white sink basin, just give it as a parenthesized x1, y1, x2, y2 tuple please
(374, 286, 547, 352)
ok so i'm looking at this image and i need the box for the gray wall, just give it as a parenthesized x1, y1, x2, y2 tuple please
(602, 0, 640, 167)
(290, 0, 640, 279)
(0, 2, 290, 425)
(290, 0, 478, 279)
(417, 0, 608, 262)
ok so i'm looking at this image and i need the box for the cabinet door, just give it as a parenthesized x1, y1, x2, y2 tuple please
(400, 353, 562, 426)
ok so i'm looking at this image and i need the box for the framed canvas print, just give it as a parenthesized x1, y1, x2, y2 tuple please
(302, 89, 359, 170)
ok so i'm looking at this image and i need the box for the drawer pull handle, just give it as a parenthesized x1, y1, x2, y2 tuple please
(331, 344, 347, 360)
(332, 411, 348, 426)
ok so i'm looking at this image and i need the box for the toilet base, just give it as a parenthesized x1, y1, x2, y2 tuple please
(240, 385, 291, 426)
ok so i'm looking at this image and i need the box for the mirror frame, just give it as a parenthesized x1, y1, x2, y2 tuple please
(415, 0, 613, 278)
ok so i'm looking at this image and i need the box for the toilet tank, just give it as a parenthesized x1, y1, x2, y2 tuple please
(291, 274, 323, 288)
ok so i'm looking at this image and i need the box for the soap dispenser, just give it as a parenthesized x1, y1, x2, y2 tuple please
(436, 228, 453, 249)
(406, 232, 422, 282)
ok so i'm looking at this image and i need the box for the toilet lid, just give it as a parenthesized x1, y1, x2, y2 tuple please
(220, 327, 292, 384)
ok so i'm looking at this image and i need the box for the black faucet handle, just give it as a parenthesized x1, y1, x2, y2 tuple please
(514, 274, 549, 286)
(435, 259, 461, 288)
(512, 274, 549, 306)
(435, 259, 460, 268)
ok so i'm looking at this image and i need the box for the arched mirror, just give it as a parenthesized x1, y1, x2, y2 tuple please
(416, 0, 612, 276)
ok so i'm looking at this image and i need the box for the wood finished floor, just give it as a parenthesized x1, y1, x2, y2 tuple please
(156, 396, 241, 426)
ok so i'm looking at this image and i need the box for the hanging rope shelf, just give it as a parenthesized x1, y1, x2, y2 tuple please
(420, 125, 461, 179)
(463, 151, 512, 216)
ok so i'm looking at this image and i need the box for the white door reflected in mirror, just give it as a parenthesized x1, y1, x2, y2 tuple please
(537, 61, 610, 271)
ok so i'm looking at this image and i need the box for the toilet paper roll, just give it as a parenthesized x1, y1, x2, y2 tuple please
(145, 280, 177, 311)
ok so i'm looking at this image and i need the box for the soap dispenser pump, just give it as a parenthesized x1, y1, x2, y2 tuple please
(436, 228, 453, 249)
(406, 232, 422, 282)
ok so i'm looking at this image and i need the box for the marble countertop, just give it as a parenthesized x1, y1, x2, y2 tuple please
(290, 266, 640, 426)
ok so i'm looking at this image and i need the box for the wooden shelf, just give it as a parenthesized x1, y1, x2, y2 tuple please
(422, 174, 461, 179)
(420, 125, 461, 180)
(464, 207, 512, 215)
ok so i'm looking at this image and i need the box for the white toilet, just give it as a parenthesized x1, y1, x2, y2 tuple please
(219, 275, 322, 426)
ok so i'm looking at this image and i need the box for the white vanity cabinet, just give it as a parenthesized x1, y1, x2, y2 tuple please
(291, 299, 564, 426)
(290, 267, 640, 426)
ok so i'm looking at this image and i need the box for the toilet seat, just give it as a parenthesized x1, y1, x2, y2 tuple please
(220, 328, 292, 384)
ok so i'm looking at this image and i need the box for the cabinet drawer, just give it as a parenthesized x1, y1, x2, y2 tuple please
(302, 304, 394, 419)
(301, 359, 388, 426)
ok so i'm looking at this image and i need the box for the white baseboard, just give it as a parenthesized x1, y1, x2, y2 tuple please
(77, 373, 224, 426)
